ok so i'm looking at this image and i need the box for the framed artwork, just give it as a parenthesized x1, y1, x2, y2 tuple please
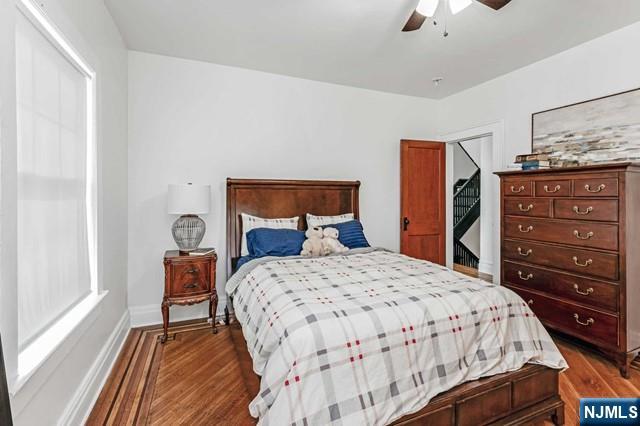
(531, 88, 640, 166)
(0, 335, 11, 425)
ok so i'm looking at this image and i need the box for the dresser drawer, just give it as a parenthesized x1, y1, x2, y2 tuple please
(170, 261, 210, 296)
(534, 180, 571, 197)
(505, 285, 619, 348)
(503, 217, 618, 251)
(573, 177, 618, 197)
(502, 260, 619, 312)
(554, 199, 618, 222)
(504, 198, 550, 218)
(503, 181, 532, 197)
(503, 239, 618, 280)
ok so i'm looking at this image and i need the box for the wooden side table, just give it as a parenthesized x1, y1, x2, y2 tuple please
(161, 249, 217, 343)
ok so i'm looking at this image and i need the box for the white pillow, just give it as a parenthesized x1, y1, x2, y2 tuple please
(240, 213, 299, 256)
(306, 213, 354, 228)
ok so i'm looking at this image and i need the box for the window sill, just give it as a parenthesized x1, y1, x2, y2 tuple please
(12, 291, 108, 395)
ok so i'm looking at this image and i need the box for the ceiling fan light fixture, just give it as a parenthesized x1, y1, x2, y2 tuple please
(416, 0, 439, 18)
(449, 0, 472, 14)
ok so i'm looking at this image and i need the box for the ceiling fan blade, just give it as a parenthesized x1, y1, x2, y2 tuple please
(402, 10, 427, 32)
(475, 0, 512, 10)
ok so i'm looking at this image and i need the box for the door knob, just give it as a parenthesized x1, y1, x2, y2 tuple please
(403, 217, 410, 231)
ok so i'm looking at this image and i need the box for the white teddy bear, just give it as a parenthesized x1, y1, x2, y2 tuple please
(321, 227, 348, 255)
(300, 226, 324, 257)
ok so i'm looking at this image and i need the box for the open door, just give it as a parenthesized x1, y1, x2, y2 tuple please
(400, 140, 446, 265)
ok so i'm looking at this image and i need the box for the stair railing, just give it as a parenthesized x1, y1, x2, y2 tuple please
(453, 169, 481, 227)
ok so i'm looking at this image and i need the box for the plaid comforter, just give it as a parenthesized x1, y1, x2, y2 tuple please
(226, 248, 567, 425)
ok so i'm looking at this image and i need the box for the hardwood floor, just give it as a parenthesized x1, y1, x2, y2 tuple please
(89, 320, 640, 426)
(453, 263, 493, 282)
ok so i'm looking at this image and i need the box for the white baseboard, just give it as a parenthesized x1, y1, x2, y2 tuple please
(129, 303, 227, 328)
(58, 310, 130, 426)
(478, 260, 493, 276)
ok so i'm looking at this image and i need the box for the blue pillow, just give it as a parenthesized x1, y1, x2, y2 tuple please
(322, 220, 370, 249)
(246, 228, 306, 258)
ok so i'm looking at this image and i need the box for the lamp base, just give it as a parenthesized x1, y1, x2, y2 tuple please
(172, 214, 206, 252)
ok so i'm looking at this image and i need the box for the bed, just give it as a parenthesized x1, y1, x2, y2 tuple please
(226, 178, 567, 426)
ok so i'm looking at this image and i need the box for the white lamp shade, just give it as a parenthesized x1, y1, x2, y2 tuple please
(168, 183, 210, 215)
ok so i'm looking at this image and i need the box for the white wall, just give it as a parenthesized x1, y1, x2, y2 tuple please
(460, 219, 480, 258)
(0, 0, 19, 399)
(127, 51, 439, 325)
(459, 139, 481, 167)
(452, 143, 478, 183)
(439, 21, 640, 280)
(0, 0, 129, 424)
(438, 21, 640, 163)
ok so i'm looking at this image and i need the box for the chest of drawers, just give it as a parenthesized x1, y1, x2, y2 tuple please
(496, 163, 640, 378)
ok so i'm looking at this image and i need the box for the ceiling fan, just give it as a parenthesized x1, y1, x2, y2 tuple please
(402, 0, 512, 32)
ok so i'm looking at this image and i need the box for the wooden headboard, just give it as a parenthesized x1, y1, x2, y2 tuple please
(226, 178, 360, 276)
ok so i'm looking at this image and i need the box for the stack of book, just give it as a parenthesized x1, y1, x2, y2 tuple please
(514, 152, 552, 170)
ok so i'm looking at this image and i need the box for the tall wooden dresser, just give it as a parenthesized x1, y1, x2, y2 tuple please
(496, 163, 640, 377)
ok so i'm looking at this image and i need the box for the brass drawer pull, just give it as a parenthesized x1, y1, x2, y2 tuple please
(573, 256, 593, 267)
(573, 313, 594, 326)
(518, 203, 534, 212)
(573, 230, 594, 240)
(518, 225, 534, 233)
(183, 282, 199, 289)
(527, 299, 534, 306)
(510, 185, 525, 193)
(573, 284, 594, 296)
(518, 271, 533, 281)
(573, 206, 593, 215)
(517, 247, 532, 257)
(186, 268, 199, 274)
(544, 184, 561, 193)
(585, 183, 606, 193)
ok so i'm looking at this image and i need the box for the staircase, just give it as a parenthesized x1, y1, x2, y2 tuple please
(453, 168, 480, 269)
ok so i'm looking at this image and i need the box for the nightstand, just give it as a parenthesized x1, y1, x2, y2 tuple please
(161, 249, 217, 343)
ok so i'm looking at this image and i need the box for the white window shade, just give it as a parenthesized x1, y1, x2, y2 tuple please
(16, 10, 94, 348)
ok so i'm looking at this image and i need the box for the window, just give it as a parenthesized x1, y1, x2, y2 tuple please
(15, 2, 97, 350)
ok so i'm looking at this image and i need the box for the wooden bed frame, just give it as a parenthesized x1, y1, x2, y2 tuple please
(226, 178, 564, 425)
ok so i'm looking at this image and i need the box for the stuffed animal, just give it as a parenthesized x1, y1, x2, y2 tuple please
(300, 226, 324, 257)
(321, 227, 348, 255)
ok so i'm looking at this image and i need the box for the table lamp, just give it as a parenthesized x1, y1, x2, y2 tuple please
(168, 183, 210, 252)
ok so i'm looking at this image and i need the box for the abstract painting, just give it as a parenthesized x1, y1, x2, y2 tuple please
(532, 88, 640, 166)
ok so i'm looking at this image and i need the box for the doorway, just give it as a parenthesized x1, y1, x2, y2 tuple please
(444, 127, 501, 283)
(452, 140, 481, 275)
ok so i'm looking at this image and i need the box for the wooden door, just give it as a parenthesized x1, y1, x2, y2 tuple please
(400, 140, 446, 265)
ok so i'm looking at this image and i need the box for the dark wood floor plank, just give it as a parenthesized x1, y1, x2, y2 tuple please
(87, 329, 143, 425)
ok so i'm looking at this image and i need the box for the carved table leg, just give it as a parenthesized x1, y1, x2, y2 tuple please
(161, 299, 170, 343)
(210, 292, 218, 334)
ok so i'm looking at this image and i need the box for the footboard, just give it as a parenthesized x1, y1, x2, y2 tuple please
(229, 312, 563, 425)
(390, 364, 563, 425)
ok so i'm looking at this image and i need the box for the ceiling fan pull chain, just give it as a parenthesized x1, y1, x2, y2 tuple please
(443, 0, 449, 37)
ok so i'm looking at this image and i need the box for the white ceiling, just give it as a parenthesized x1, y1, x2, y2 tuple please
(105, 0, 640, 99)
